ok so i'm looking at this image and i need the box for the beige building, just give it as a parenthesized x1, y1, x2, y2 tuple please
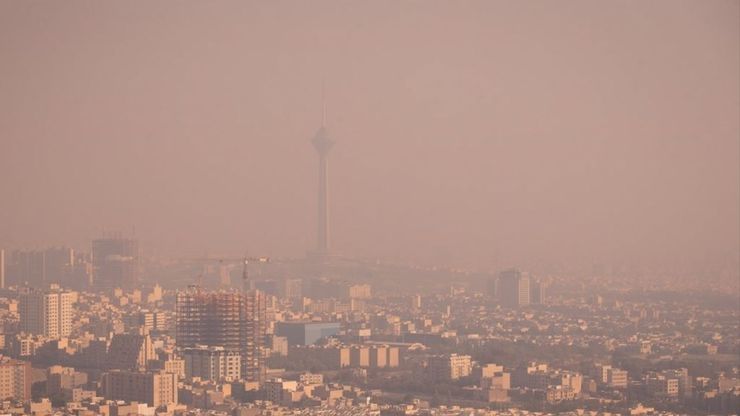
(646, 372, 680, 397)
(263, 378, 298, 405)
(387, 347, 400, 368)
(478, 363, 505, 379)
(299, 373, 323, 385)
(347, 284, 371, 299)
(560, 372, 583, 394)
(19, 286, 75, 339)
(103, 370, 177, 407)
(183, 345, 241, 382)
(350, 346, 370, 368)
(482, 372, 511, 390)
(428, 354, 472, 381)
(350, 345, 399, 369)
(163, 359, 185, 380)
(370, 346, 387, 368)
(0, 357, 31, 401)
(607, 368, 629, 388)
(270, 336, 289, 357)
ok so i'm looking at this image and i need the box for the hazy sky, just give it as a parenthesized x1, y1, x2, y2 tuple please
(1, 1, 738, 273)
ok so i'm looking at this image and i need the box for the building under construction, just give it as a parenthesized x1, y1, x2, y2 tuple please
(175, 286, 266, 384)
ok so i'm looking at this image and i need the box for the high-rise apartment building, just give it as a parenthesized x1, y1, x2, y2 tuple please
(107, 333, 156, 371)
(241, 289, 266, 383)
(411, 294, 422, 309)
(0, 357, 31, 401)
(428, 354, 472, 381)
(92, 237, 139, 290)
(102, 370, 177, 407)
(131, 310, 168, 333)
(175, 287, 266, 384)
(6, 248, 75, 287)
(182, 345, 241, 382)
(281, 278, 303, 299)
(663, 368, 692, 398)
(530, 279, 546, 304)
(347, 284, 372, 299)
(497, 269, 530, 308)
(44, 247, 75, 283)
(8, 250, 46, 287)
(19, 285, 76, 339)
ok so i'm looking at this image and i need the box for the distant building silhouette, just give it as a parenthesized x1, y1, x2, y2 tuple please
(530, 279, 546, 304)
(497, 268, 530, 308)
(92, 237, 139, 290)
(6, 248, 75, 287)
(310, 90, 334, 258)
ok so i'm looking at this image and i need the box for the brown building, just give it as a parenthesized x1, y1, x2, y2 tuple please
(107, 333, 156, 371)
(102, 370, 177, 407)
(47, 366, 88, 399)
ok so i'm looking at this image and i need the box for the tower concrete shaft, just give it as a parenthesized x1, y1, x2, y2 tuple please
(312, 126, 333, 255)
(317, 152, 329, 253)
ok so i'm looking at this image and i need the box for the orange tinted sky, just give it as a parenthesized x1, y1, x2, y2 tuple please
(0, 1, 738, 275)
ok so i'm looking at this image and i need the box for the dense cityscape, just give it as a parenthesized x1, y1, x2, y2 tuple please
(0, 107, 736, 414)
(1, 1, 738, 415)
(0, 242, 736, 416)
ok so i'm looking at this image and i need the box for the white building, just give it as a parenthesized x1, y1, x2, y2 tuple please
(183, 345, 241, 382)
(19, 285, 75, 339)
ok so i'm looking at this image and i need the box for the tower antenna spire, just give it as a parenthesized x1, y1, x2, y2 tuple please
(321, 80, 326, 128)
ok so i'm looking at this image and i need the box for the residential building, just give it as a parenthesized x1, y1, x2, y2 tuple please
(175, 287, 266, 384)
(106, 333, 156, 371)
(428, 354, 472, 381)
(183, 345, 241, 382)
(102, 370, 177, 407)
(19, 285, 75, 339)
(0, 357, 31, 401)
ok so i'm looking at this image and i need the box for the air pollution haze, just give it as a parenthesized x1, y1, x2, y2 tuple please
(1, 1, 738, 276)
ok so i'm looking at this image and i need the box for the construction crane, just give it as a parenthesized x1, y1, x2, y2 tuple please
(191, 255, 269, 289)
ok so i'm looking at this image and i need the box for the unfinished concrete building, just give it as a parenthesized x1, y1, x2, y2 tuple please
(175, 286, 266, 384)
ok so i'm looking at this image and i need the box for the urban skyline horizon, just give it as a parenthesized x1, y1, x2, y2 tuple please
(1, 1, 738, 276)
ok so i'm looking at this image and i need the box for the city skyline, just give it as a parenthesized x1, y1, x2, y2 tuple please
(0, 2, 737, 415)
(0, 1, 737, 277)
